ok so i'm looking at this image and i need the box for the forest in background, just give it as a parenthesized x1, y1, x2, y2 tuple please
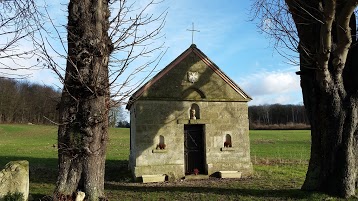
(0, 78, 309, 129)
(0, 78, 128, 127)
(0, 78, 60, 124)
(249, 104, 310, 130)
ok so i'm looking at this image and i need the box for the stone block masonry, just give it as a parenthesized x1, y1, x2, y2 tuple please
(127, 44, 253, 181)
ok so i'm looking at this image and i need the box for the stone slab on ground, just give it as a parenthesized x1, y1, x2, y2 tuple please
(184, 174, 209, 180)
(219, 171, 242, 179)
(142, 174, 166, 183)
(0, 160, 29, 201)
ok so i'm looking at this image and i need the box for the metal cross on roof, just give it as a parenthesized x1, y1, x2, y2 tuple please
(187, 22, 200, 44)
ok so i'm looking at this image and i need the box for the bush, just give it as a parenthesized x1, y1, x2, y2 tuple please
(3, 192, 24, 201)
(116, 120, 130, 128)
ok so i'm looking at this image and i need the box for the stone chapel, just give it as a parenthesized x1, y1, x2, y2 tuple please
(126, 44, 253, 181)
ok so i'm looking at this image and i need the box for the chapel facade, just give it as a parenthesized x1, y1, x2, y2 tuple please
(126, 44, 253, 180)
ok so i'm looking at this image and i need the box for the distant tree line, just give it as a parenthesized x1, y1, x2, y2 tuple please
(0, 78, 60, 124)
(0, 78, 130, 127)
(249, 104, 310, 130)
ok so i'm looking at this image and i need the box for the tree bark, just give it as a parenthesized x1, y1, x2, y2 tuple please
(54, 0, 112, 200)
(285, 0, 358, 198)
(301, 72, 358, 197)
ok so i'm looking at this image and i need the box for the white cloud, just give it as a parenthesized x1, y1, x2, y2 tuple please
(241, 70, 300, 96)
(247, 92, 302, 106)
(239, 70, 302, 105)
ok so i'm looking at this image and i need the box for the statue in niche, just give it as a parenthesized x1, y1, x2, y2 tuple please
(189, 103, 200, 119)
(190, 108, 196, 119)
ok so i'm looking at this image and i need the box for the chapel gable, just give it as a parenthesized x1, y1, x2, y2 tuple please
(128, 45, 251, 106)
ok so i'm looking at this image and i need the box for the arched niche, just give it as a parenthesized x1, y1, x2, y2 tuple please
(224, 134, 232, 147)
(157, 135, 166, 149)
(189, 103, 200, 119)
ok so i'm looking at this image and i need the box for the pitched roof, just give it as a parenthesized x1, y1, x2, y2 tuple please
(126, 44, 251, 109)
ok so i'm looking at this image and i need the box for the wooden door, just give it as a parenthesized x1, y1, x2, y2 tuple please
(184, 124, 205, 175)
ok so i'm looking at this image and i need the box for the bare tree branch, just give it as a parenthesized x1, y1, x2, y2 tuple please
(0, 0, 43, 78)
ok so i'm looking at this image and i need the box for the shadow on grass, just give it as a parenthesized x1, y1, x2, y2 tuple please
(0, 156, 326, 200)
(0, 156, 57, 168)
(0, 156, 58, 184)
(31, 194, 53, 201)
(105, 160, 132, 182)
(104, 184, 318, 200)
(1, 157, 131, 200)
(0, 156, 131, 183)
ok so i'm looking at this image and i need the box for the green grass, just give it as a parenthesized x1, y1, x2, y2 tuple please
(250, 130, 311, 163)
(0, 125, 351, 200)
(0, 124, 58, 168)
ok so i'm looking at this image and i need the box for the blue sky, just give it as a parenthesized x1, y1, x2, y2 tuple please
(2, 0, 302, 106)
(149, 0, 302, 105)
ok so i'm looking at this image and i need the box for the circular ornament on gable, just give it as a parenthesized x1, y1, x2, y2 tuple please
(187, 71, 199, 83)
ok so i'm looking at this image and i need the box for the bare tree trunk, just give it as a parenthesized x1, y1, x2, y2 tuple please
(301, 77, 358, 197)
(54, 0, 112, 200)
(284, 0, 358, 198)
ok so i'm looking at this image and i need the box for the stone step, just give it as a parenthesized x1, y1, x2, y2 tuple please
(184, 174, 209, 180)
(219, 171, 242, 179)
(141, 174, 166, 183)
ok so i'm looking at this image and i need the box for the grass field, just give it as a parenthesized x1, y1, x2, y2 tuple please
(250, 130, 311, 163)
(0, 124, 350, 200)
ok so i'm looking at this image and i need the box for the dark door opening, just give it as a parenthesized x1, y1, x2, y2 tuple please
(184, 124, 205, 175)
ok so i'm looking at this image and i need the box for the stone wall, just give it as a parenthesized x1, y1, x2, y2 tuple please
(129, 100, 252, 180)
(0, 160, 29, 201)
